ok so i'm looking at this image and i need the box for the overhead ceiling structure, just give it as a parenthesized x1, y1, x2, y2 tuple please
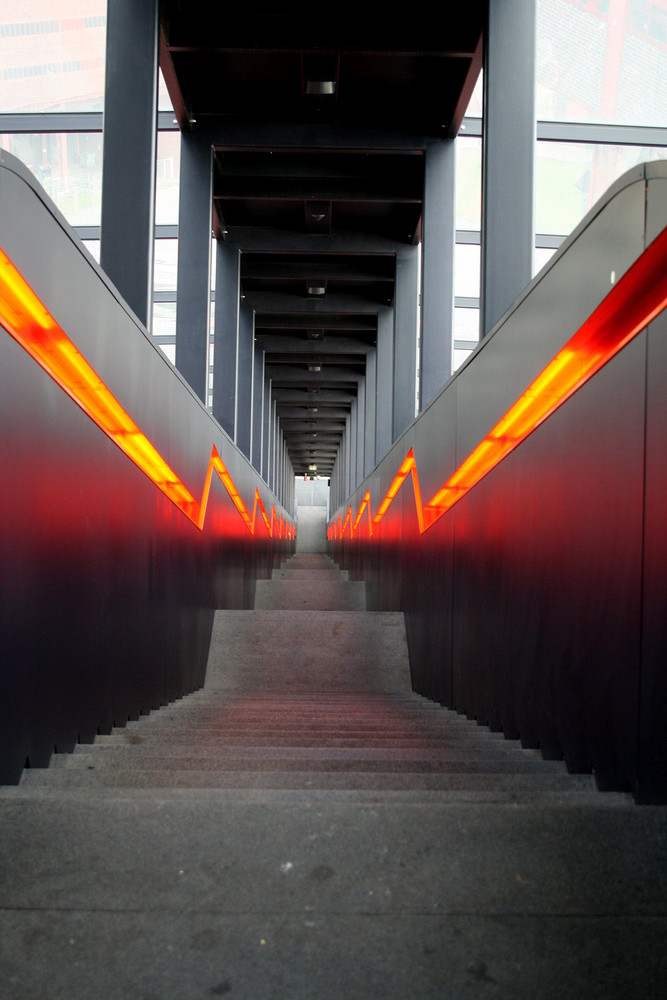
(158, 6, 485, 478)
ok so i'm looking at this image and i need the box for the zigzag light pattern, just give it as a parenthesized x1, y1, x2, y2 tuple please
(0, 247, 294, 540)
(329, 224, 667, 542)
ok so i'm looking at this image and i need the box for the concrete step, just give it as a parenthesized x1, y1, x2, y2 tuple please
(20, 766, 598, 793)
(271, 567, 350, 582)
(89, 732, 516, 749)
(51, 740, 565, 773)
(205, 610, 413, 694)
(254, 577, 366, 610)
(279, 554, 334, 570)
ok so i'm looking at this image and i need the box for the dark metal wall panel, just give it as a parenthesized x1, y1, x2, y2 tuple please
(0, 155, 293, 784)
(452, 334, 646, 783)
(402, 386, 458, 705)
(328, 162, 667, 801)
(639, 302, 667, 802)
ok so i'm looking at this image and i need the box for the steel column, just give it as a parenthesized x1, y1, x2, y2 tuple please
(393, 245, 419, 441)
(252, 342, 263, 471)
(421, 140, 455, 406)
(350, 398, 358, 491)
(364, 348, 377, 477)
(356, 378, 365, 487)
(100, 0, 158, 328)
(175, 133, 213, 402)
(262, 377, 271, 480)
(376, 306, 394, 462)
(212, 240, 240, 438)
(481, 0, 536, 336)
(236, 303, 253, 459)
(345, 414, 352, 500)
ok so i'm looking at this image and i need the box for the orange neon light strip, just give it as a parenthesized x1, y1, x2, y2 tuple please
(0, 247, 293, 539)
(334, 225, 667, 540)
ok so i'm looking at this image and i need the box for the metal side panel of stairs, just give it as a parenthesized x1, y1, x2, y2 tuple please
(3, 530, 667, 999)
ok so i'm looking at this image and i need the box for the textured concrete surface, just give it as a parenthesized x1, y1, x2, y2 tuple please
(1, 789, 667, 999)
(2, 550, 667, 998)
(295, 505, 327, 553)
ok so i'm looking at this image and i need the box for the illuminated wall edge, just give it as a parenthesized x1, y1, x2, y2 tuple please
(0, 246, 294, 542)
(329, 224, 667, 543)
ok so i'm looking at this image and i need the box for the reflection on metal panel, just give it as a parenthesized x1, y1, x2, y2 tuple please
(330, 223, 667, 543)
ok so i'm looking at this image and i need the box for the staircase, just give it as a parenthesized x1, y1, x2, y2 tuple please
(20, 552, 598, 800)
(2, 511, 667, 999)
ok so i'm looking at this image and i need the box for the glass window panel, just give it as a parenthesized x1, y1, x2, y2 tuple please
(159, 343, 176, 365)
(537, 0, 667, 127)
(466, 71, 483, 118)
(455, 136, 482, 230)
(155, 131, 181, 225)
(153, 239, 178, 292)
(454, 306, 480, 343)
(454, 243, 480, 298)
(0, 2, 107, 113)
(535, 140, 667, 236)
(158, 68, 174, 112)
(82, 238, 100, 262)
(534, 246, 558, 275)
(152, 301, 176, 340)
(453, 346, 475, 372)
(0, 132, 103, 225)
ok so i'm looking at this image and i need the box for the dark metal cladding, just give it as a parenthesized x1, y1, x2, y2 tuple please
(0, 155, 294, 785)
(329, 163, 667, 803)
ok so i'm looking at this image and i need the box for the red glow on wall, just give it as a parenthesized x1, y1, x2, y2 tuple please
(331, 225, 667, 541)
(0, 246, 293, 539)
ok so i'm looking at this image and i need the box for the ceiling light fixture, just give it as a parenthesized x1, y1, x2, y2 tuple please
(307, 282, 326, 296)
(305, 80, 336, 96)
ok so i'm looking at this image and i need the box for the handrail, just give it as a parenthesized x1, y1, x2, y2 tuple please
(0, 246, 294, 541)
(330, 223, 667, 541)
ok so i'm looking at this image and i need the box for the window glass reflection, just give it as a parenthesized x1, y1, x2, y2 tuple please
(153, 240, 178, 292)
(0, 132, 103, 225)
(0, 2, 107, 113)
(155, 131, 181, 225)
(535, 140, 666, 235)
(454, 243, 481, 298)
(455, 136, 482, 230)
(537, 0, 667, 127)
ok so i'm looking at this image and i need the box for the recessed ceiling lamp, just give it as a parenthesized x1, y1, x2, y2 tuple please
(307, 281, 326, 296)
(308, 364, 321, 373)
(305, 80, 336, 96)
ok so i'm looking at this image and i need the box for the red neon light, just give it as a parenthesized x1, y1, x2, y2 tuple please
(336, 225, 667, 540)
(0, 247, 293, 539)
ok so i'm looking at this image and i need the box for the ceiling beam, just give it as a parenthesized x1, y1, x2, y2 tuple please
(257, 335, 372, 355)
